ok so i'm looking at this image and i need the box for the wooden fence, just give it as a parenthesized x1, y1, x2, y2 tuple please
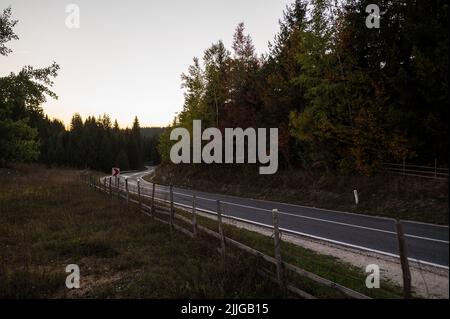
(82, 173, 414, 299)
(382, 160, 448, 181)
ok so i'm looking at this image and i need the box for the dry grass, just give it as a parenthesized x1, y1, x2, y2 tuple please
(151, 164, 449, 225)
(0, 164, 280, 298)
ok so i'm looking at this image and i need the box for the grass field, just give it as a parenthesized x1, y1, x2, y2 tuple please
(0, 165, 405, 298)
(0, 165, 280, 298)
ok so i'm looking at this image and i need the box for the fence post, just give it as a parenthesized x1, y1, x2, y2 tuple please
(151, 183, 155, 219)
(272, 209, 284, 289)
(435, 158, 437, 178)
(395, 219, 412, 299)
(117, 177, 120, 199)
(169, 185, 174, 232)
(103, 177, 106, 193)
(125, 178, 129, 204)
(217, 200, 226, 255)
(137, 179, 142, 211)
(192, 193, 198, 238)
(403, 158, 406, 176)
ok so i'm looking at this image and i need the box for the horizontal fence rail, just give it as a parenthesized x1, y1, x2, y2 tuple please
(81, 172, 416, 299)
(382, 161, 449, 181)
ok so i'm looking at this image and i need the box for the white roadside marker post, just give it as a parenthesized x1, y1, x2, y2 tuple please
(354, 189, 359, 205)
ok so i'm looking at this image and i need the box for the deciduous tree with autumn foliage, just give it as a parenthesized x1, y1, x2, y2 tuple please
(159, 0, 448, 176)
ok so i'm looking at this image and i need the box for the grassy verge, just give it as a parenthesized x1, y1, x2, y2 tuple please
(147, 164, 448, 225)
(0, 165, 280, 298)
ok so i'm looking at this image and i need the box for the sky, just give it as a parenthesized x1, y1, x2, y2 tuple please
(0, 0, 293, 128)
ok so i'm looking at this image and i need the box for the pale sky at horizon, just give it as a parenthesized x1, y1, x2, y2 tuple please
(0, 0, 292, 128)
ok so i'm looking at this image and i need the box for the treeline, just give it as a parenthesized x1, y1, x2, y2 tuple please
(32, 113, 162, 172)
(158, 0, 449, 175)
(0, 7, 161, 171)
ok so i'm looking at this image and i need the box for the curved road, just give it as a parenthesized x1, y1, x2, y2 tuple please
(106, 168, 449, 268)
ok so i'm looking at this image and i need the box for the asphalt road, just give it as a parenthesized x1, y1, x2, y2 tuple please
(107, 168, 449, 268)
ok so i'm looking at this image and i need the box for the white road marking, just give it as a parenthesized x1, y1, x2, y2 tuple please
(140, 192, 449, 270)
(137, 185, 449, 244)
(118, 170, 449, 267)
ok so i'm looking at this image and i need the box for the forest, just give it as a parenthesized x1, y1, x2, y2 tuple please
(33, 113, 162, 172)
(1, 1, 448, 176)
(158, 0, 449, 175)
